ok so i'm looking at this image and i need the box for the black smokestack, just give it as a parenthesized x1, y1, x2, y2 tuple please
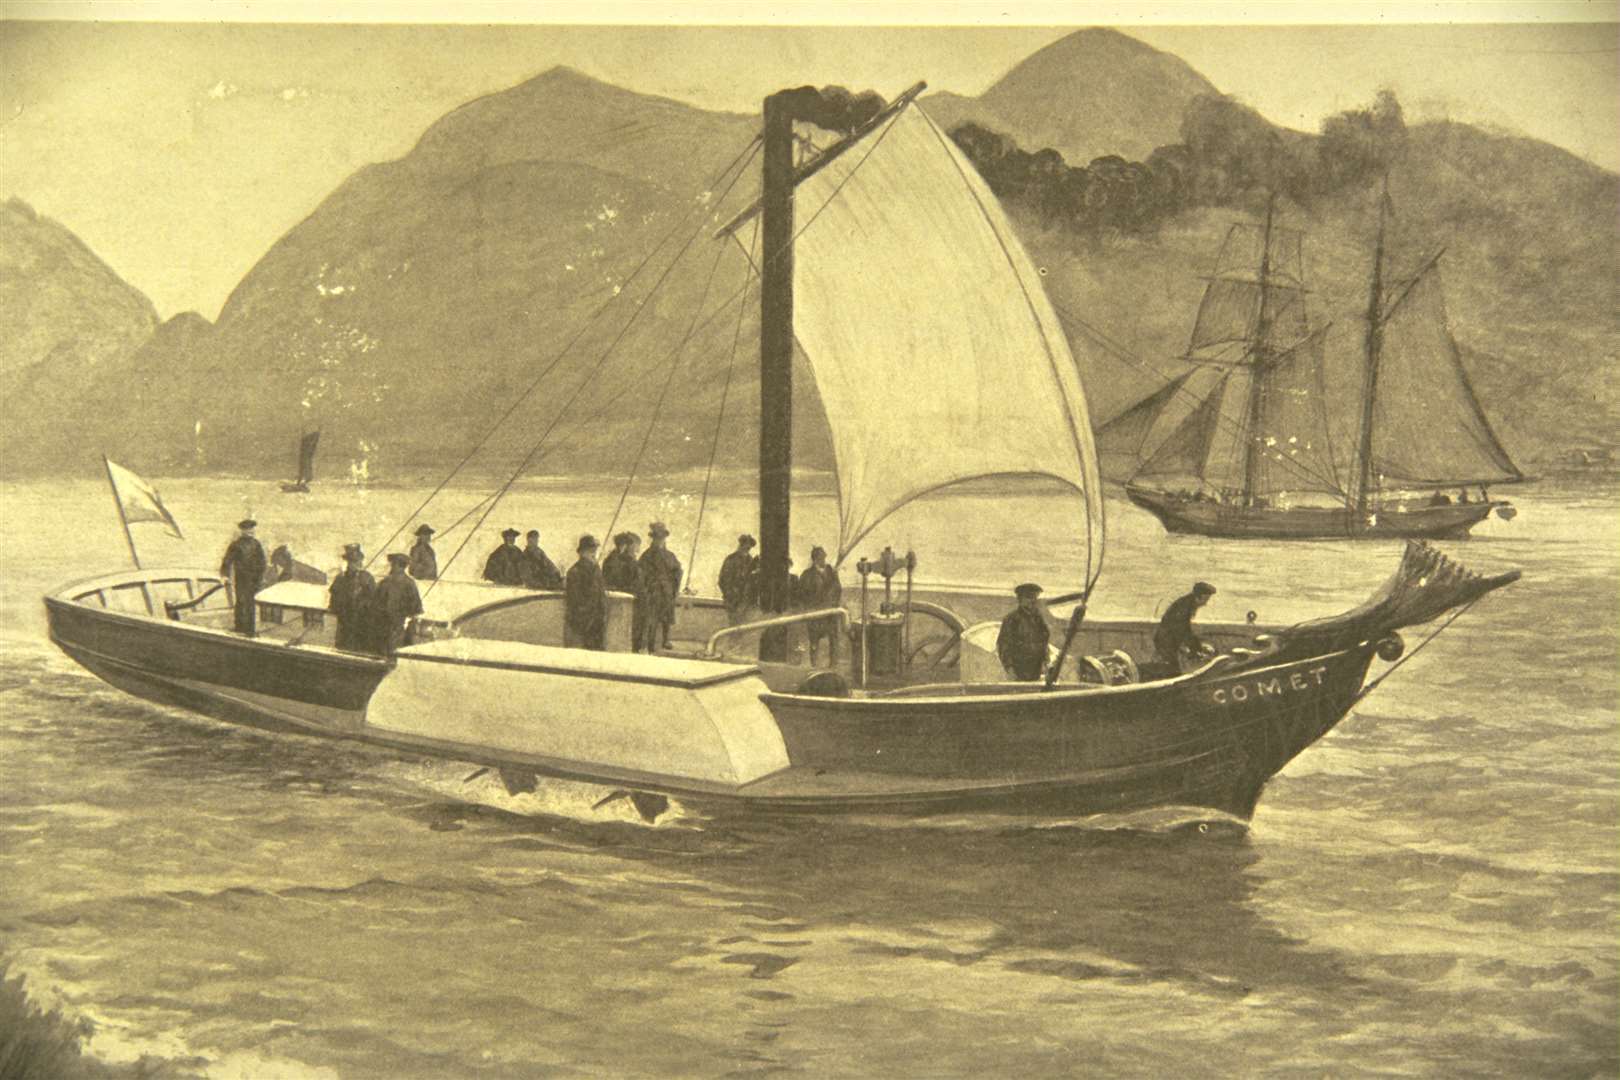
(772, 85, 887, 136)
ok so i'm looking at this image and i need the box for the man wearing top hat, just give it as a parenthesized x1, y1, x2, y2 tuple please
(408, 524, 438, 581)
(602, 531, 644, 647)
(520, 529, 563, 591)
(637, 522, 682, 651)
(219, 518, 268, 635)
(482, 528, 526, 587)
(1154, 581, 1217, 673)
(718, 534, 758, 626)
(328, 543, 376, 653)
(564, 534, 607, 650)
(997, 582, 1050, 682)
(372, 553, 425, 656)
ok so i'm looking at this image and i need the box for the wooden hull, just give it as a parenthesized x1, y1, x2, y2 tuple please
(44, 567, 1383, 821)
(1127, 486, 1500, 540)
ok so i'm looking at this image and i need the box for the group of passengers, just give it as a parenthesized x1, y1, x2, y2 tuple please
(472, 521, 685, 654)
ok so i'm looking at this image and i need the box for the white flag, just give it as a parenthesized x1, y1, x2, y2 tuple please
(105, 458, 184, 539)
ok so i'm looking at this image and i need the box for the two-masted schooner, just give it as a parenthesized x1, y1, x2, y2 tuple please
(45, 82, 1518, 822)
(279, 430, 321, 493)
(1106, 192, 1524, 539)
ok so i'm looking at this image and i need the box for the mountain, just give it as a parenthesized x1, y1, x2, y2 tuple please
(0, 198, 160, 472)
(6, 35, 1615, 483)
(25, 68, 833, 481)
(924, 28, 1218, 165)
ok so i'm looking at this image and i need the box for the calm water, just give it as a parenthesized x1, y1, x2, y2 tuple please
(1, 476, 1615, 1078)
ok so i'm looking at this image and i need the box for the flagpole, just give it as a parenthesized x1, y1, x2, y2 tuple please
(103, 454, 142, 569)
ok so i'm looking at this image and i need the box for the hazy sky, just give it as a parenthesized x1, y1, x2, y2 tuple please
(2, 14, 1615, 319)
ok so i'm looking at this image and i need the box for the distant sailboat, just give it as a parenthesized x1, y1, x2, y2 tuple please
(279, 430, 320, 493)
(1106, 190, 1524, 539)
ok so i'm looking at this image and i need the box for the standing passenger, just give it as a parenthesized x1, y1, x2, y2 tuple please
(219, 518, 267, 635)
(637, 521, 682, 651)
(996, 583, 1050, 682)
(718, 534, 758, 626)
(602, 531, 644, 648)
(564, 535, 607, 651)
(797, 546, 843, 667)
(408, 524, 438, 581)
(520, 530, 563, 590)
(328, 543, 377, 653)
(371, 553, 424, 655)
(482, 528, 525, 586)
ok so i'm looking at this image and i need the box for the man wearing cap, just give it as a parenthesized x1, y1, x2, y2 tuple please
(997, 583, 1050, 682)
(482, 528, 525, 587)
(328, 543, 377, 653)
(718, 534, 758, 626)
(602, 532, 644, 646)
(797, 546, 843, 667)
(371, 553, 425, 655)
(637, 522, 682, 651)
(565, 534, 607, 650)
(1155, 582, 1217, 672)
(408, 525, 438, 581)
(520, 530, 563, 591)
(219, 519, 268, 635)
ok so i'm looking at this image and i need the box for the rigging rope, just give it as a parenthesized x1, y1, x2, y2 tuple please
(428, 271, 763, 592)
(686, 218, 761, 583)
(1052, 303, 1347, 496)
(363, 134, 762, 570)
(1350, 597, 1479, 705)
(601, 227, 731, 541)
(425, 155, 764, 593)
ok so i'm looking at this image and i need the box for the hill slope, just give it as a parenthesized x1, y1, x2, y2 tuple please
(925, 28, 1218, 165)
(0, 199, 160, 472)
(6, 40, 1614, 485)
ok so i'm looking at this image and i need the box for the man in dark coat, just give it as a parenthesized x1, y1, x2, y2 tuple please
(601, 531, 643, 647)
(409, 524, 438, 581)
(797, 546, 843, 667)
(718, 534, 757, 626)
(219, 518, 267, 635)
(564, 534, 607, 650)
(637, 521, 682, 651)
(371, 552, 425, 656)
(482, 528, 525, 586)
(520, 529, 563, 590)
(1154, 581, 1216, 672)
(997, 582, 1050, 682)
(328, 543, 377, 653)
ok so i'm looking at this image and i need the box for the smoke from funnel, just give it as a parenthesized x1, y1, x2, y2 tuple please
(771, 85, 887, 136)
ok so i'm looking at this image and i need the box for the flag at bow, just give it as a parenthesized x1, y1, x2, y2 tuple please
(104, 457, 183, 539)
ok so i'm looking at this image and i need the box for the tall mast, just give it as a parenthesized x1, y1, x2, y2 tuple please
(758, 90, 796, 627)
(1354, 177, 1390, 519)
(1241, 192, 1277, 508)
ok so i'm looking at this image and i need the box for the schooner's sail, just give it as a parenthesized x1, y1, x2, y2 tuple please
(1367, 269, 1520, 487)
(1104, 191, 1521, 538)
(783, 102, 1105, 574)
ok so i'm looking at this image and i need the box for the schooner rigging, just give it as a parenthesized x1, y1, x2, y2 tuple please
(1106, 188, 1522, 539)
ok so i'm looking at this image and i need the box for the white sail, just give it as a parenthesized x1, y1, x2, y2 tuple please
(789, 102, 1104, 579)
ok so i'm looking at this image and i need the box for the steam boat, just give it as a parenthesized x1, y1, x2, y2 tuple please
(1103, 193, 1524, 539)
(45, 82, 1518, 822)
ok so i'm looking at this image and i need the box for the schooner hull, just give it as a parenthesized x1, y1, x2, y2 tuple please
(43, 567, 1383, 821)
(1127, 486, 1499, 540)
